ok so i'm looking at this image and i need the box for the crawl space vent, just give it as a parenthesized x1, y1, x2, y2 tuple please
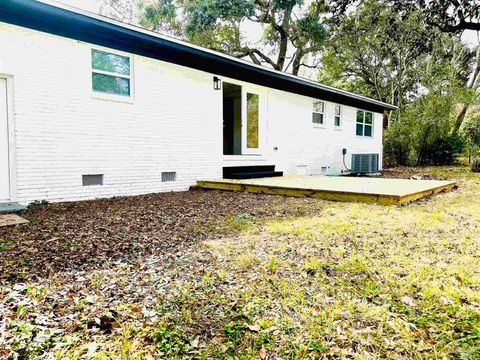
(162, 172, 176, 182)
(82, 174, 104, 186)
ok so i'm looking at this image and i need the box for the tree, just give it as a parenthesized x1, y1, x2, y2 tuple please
(319, 0, 472, 120)
(389, 1, 480, 134)
(329, 0, 480, 32)
(138, 0, 328, 75)
(318, 0, 472, 165)
(318, 0, 436, 121)
(396, 0, 480, 33)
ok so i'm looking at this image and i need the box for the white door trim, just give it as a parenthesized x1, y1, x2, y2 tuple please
(0, 75, 17, 202)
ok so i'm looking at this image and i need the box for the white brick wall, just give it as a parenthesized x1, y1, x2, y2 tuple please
(0, 22, 383, 204)
(266, 89, 383, 175)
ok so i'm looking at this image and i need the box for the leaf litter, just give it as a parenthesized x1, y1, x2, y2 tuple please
(0, 166, 479, 359)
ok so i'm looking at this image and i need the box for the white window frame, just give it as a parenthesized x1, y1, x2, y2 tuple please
(334, 104, 342, 128)
(312, 100, 325, 127)
(91, 47, 134, 103)
(356, 109, 374, 138)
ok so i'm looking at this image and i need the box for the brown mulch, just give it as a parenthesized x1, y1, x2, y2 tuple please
(1, 167, 450, 284)
(382, 167, 437, 180)
(0, 189, 322, 284)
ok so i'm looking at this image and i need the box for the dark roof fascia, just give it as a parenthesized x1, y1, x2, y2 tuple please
(0, 0, 397, 113)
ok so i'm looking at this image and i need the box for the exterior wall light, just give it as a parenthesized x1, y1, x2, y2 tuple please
(213, 76, 222, 90)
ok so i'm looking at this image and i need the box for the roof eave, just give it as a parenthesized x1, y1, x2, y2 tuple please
(0, 0, 397, 113)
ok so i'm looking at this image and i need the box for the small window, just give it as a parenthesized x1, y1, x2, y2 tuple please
(312, 100, 324, 125)
(334, 105, 341, 127)
(82, 174, 104, 186)
(162, 172, 176, 182)
(356, 110, 373, 137)
(91, 49, 131, 96)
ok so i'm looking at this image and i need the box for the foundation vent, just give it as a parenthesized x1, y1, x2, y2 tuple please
(82, 174, 104, 186)
(162, 172, 176, 182)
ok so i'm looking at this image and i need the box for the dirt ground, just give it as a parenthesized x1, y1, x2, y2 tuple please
(1, 166, 479, 359)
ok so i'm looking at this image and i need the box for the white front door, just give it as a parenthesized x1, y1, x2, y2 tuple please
(0, 78, 10, 201)
(241, 87, 263, 155)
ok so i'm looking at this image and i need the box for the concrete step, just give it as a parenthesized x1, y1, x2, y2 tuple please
(227, 171, 283, 179)
(0, 202, 26, 213)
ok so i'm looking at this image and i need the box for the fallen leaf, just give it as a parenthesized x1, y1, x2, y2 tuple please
(211, 336, 222, 344)
(130, 305, 141, 312)
(401, 295, 414, 306)
(426, 339, 437, 346)
(187, 336, 198, 348)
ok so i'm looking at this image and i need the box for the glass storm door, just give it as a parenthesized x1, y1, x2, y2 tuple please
(241, 87, 262, 154)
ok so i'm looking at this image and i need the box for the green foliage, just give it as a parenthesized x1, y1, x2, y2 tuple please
(463, 114, 480, 145)
(319, 0, 433, 109)
(9, 321, 60, 359)
(26, 199, 48, 211)
(330, 0, 480, 33)
(385, 88, 468, 166)
(273, 0, 300, 10)
(462, 111, 480, 163)
(0, 238, 9, 252)
(319, 0, 475, 163)
(147, 326, 188, 358)
(383, 119, 415, 166)
(319, 1, 473, 166)
(226, 213, 254, 231)
(296, 12, 327, 44)
(182, 0, 254, 38)
(139, 0, 180, 35)
(392, 0, 480, 33)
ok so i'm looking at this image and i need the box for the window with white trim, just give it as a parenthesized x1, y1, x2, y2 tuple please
(91, 49, 131, 97)
(356, 110, 373, 137)
(312, 100, 324, 125)
(334, 105, 341, 127)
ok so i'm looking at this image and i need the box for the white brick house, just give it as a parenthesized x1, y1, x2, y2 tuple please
(0, 0, 396, 205)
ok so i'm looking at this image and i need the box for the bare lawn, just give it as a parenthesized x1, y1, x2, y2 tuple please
(1, 166, 479, 359)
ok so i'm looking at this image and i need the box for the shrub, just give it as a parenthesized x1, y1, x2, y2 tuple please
(384, 90, 469, 167)
(420, 134, 463, 165)
(383, 119, 414, 166)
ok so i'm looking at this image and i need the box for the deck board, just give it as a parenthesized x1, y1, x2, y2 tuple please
(197, 176, 456, 205)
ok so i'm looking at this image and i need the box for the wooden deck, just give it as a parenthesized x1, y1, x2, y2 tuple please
(197, 176, 456, 205)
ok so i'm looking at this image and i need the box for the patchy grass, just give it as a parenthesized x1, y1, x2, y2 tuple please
(1, 166, 480, 359)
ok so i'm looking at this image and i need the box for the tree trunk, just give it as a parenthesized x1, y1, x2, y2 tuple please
(453, 104, 469, 135)
(291, 50, 304, 76)
(276, 5, 294, 71)
(452, 45, 480, 135)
